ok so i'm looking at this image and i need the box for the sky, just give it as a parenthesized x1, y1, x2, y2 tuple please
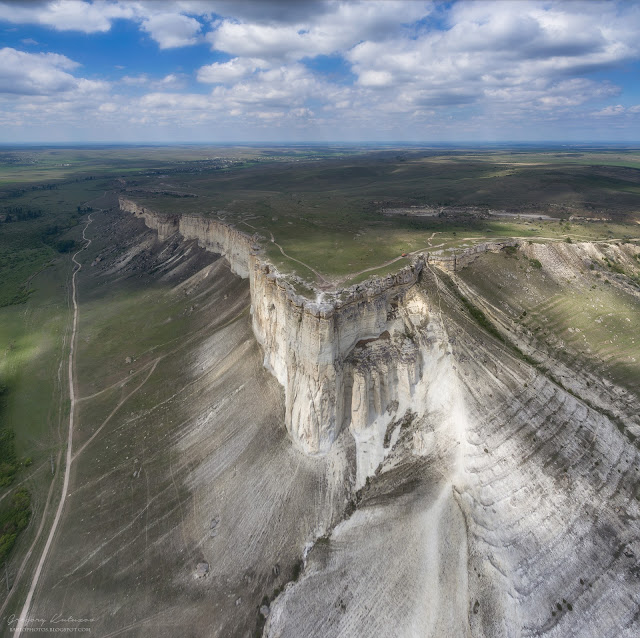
(1, 0, 640, 143)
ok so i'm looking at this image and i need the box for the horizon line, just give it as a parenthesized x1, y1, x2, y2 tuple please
(2, 140, 640, 147)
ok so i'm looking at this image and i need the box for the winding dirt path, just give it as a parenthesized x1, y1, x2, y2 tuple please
(14, 215, 93, 637)
(270, 238, 333, 288)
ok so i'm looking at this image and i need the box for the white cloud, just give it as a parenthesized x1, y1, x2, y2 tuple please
(210, 64, 323, 110)
(98, 102, 118, 113)
(138, 91, 218, 116)
(0, 1, 204, 48)
(358, 70, 394, 88)
(345, 0, 640, 114)
(592, 104, 626, 116)
(208, 22, 310, 61)
(0, 47, 88, 95)
(0, 0, 134, 33)
(121, 74, 150, 86)
(592, 104, 640, 117)
(1, 1, 640, 141)
(120, 72, 187, 89)
(206, 1, 432, 61)
(140, 12, 202, 49)
(197, 57, 268, 84)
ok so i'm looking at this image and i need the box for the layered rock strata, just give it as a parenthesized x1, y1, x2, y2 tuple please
(120, 197, 426, 457)
(116, 198, 560, 465)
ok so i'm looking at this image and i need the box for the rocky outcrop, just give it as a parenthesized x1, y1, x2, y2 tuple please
(120, 196, 427, 458)
(250, 260, 428, 458)
(35, 203, 640, 638)
(119, 198, 531, 462)
(428, 239, 518, 271)
(119, 198, 252, 278)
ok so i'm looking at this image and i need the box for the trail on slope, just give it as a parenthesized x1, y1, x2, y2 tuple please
(269, 235, 333, 289)
(14, 214, 93, 637)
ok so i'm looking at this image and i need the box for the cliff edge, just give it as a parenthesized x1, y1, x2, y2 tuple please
(118, 197, 507, 461)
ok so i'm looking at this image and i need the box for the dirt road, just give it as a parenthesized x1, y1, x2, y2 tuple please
(13, 214, 93, 637)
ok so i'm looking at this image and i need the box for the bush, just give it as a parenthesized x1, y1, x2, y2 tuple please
(529, 258, 542, 269)
(55, 239, 77, 253)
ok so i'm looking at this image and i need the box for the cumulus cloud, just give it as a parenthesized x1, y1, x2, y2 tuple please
(207, 1, 431, 61)
(345, 0, 640, 114)
(140, 12, 202, 48)
(120, 73, 187, 89)
(0, 1, 205, 47)
(0, 0, 134, 33)
(207, 0, 334, 24)
(592, 104, 640, 117)
(139, 91, 211, 111)
(592, 104, 626, 116)
(197, 57, 268, 84)
(2, 1, 640, 140)
(0, 47, 88, 95)
(208, 64, 340, 113)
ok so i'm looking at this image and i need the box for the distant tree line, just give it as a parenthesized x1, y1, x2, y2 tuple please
(0, 207, 43, 223)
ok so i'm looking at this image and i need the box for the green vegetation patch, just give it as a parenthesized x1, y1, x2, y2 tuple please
(0, 381, 18, 487)
(0, 488, 31, 565)
(0, 428, 17, 487)
(459, 250, 640, 392)
(3, 144, 640, 283)
(0, 180, 105, 307)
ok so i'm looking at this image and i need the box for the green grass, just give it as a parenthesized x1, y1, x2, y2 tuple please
(0, 258, 74, 464)
(459, 250, 640, 392)
(0, 442, 17, 486)
(0, 178, 99, 503)
(0, 488, 31, 565)
(122, 147, 640, 282)
(0, 179, 109, 307)
(2, 144, 639, 286)
(438, 271, 507, 343)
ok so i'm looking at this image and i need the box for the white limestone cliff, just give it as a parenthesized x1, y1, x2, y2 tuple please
(120, 196, 430, 462)
(119, 198, 525, 473)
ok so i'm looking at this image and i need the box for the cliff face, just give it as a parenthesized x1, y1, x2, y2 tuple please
(120, 196, 428, 460)
(429, 239, 518, 271)
(119, 198, 252, 278)
(251, 261, 432, 469)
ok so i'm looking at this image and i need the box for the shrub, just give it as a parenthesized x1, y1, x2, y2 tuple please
(55, 239, 76, 253)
